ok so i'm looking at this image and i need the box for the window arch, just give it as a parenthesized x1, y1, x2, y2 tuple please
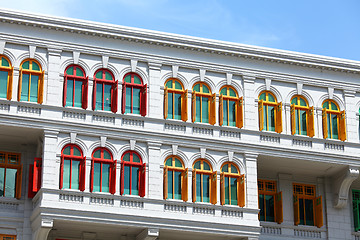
(290, 95, 315, 137)
(93, 69, 118, 113)
(63, 65, 88, 109)
(258, 91, 282, 133)
(18, 59, 44, 103)
(192, 82, 216, 124)
(219, 86, 243, 128)
(220, 162, 244, 207)
(164, 79, 188, 121)
(192, 159, 216, 204)
(0, 55, 14, 100)
(91, 148, 116, 194)
(163, 156, 188, 201)
(120, 151, 146, 197)
(0, 151, 22, 199)
(322, 99, 346, 141)
(60, 144, 85, 191)
(122, 73, 147, 116)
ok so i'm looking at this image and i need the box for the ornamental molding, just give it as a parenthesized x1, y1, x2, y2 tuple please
(333, 166, 359, 208)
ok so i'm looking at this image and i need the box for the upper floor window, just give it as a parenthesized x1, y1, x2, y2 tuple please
(122, 73, 147, 116)
(258, 91, 282, 133)
(18, 59, 44, 104)
(219, 86, 243, 128)
(353, 190, 360, 231)
(164, 79, 188, 121)
(258, 179, 283, 223)
(0, 55, 13, 100)
(0, 151, 22, 199)
(63, 65, 88, 109)
(220, 162, 244, 206)
(322, 100, 346, 141)
(120, 151, 146, 197)
(91, 148, 116, 194)
(60, 144, 85, 191)
(192, 159, 217, 204)
(93, 69, 118, 113)
(290, 96, 314, 137)
(293, 183, 323, 228)
(163, 156, 188, 201)
(192, 82, 216, 125)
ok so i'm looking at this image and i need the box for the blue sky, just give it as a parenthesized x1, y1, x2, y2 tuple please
(1, 0, 360, 61)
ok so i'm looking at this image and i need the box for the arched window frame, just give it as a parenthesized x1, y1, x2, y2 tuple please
(163, 156, 188, 201)
(18, 59, 44, 104)
(290, 95, 315, 137)
(192, 82, 216, 125)
(93, 69, 118, 113)
(0, 151, 22, 199)
(258, 179, 283, 223)
(0, 55, 14, 100)
(60, 144, 86, 191)
(322, 99, 346, 141)
(258, 91, 282, 133)
(122, 73, 147, 116)
(91, 148, 116, 194)
(120, 151, 146, 197)
(164, 79, 188, 121)
(63, 65, 88, 109)
(192, 159, 217, 204)
(219, 86, 243, 128)
(220, 162, 244, 207)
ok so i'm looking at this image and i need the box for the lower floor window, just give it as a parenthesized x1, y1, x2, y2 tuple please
(0, 234, 16, 240)
(258, 179, 283, 223)
(0, 152, 22, 199)
(353, 190, 360, 231)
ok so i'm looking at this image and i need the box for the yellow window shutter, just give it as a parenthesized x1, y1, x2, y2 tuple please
(210, 171, 217, 204)
(322, 109, 328, 139)
(38, 70, 45, 104)
(258, 100, 264, 131)
(220, 172, 225, 205)
(181, 89, 188, 122)
(17, 68, 23, 101)
(315, 196, 323, 228)
(191, 92, 196, 123)
(290, 103, 296, 135)
(293, 194, 300, 226)
(163, 166, 168, 200)
(209, 93, 216, 125)
(339, 110, 347, 141)
(308, 106, 315, 137)
(219, 95, 223, 126)
(192, 169, 196, 202)
(15, 165, 23, 200)
(275, 191, 283, 224)
(7, 67, 14, 100)
(164, 87, 168, 119)
(238, 174, 245, 207)
(276, 102, 283, 133)
(237, 97, 244, 128)
(181, 168, 188, 202)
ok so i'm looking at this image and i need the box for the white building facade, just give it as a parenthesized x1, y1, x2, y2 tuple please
(0, 9, 360, 240)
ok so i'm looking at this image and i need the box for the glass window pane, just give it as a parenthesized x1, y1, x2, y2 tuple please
(93, 150, 101, 159)
(229, 100, 236, 126)
(332, 114, 339, 139)
(0, 167, 4, 196)
(323, 101, 329, 109)
(265, 195, 275, 222)
(196, 96, 201, 122)
(73, 147, 81, 157)
(165, 158, 172, 166)
(93, 162, 101, 192)
(220, 88, 227, 96)
(71, 160, 80, 189)
(123, 153, 130, 162)
(175, 81, 182, 90)
(264, 105, 268, 130)
(75, 67, 84, 77)
(32, 62, 40, 71)
(268, 94, 275, 102)
(299, 198, 305, 225)
(174, 171, 182, 200)
(300, 98, 307, 106)
(202, 85, 209, 93)
(66, 80, 74, 107)
(196, 174, 201, 202)
(95, 71, 102, 79)
(230, 177, 238, 205)
(231, 165, 238, 174)
(193, 84, 200, 92)
(124, 166, 130, 194)
(102, 163, 110, 192)
(295, 110, 300, 135)
(133, 88, 140, 114)
(166, 80, 172, 88)
(301, 110, 307, 135)
(5, 168, 17, 198)
(223, 99, 228, 126)
(103, 150, 111, 160)
(174, 93, 182, 120)
(168, 92, 173, 119)
(291, 97, 297, 105)
(203, 162, 210, 171)
(305, 199, 314, 226)
(225, 176, 229, 204)
(259, 93, 266, 101)
(221, 164, 228, 173)
(131, 167, 139, 195)
(22, 61, 29, 70)
(259, 194, 265, 221)
(327, 113, 331, 138)
(229, 88, 236, 97)
(331, 102, 338, 111)
(168, 170, 173, 199)
(74, 80, 82, 108)
(203, 174, 210, 203)
(104, 84, 112, 111)
(30, 75, 39, 102)
(21, 74, 30, 101)
(63, 160, 70, 189)
(0, 71, 8, 98)
(96, 83, 103, 110)
(269, 106, 275, 132)
(63, 146, 71, 155)
(8, 155, 19, 165)
(133, 75, 142, 84)
(194, 161, 200, 169)
(125, 87, 131, 113)
(1, 57, 9, 67)
(202, 98, 209, 123)
(105, 71, 112, 80)
(66, 67, 73, 75)
(132, 154, 140, 163)
(124, 75, 131, 83)
(174, 158, 182, 167)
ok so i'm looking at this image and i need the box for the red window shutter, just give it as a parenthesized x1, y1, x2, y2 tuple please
(192, 169, 196, 202)
(139, 163, 146, 197)
(164, 87, 168, 119)
(140, 84, 147, 116)
(92, 79, 97, 110)
(60, 156, 64, 189)
(90, 159, 94, 192)
(28, 164, 35, 198)
(33, 158, 42, 192)
(79, 157, 86, 192)
(120, 161, 124, 195)
(63, 75, 68, 107)
(110, 160, 117, 195)
(82, 77, 88, 110)
(111, 80, 118, 113)
(121, 82, 126, 114)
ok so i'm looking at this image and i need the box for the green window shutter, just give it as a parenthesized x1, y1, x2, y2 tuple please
(353, 190, 360, 231)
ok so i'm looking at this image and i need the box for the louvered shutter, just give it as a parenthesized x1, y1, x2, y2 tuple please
(181, 90, 188, 122)
(139, 163, 146, 197)
(275, 191, 283, 224)
(82, 77, 89, 109)
(308, 106, 315, 137)
(28, 164, 35, 198)
(37, 70, 45, 104)
(322, 109, 328, 139)
(237, 97, 244, 128)
(110, 160, 117, 194)
(220, 172, 225, 205)
(7, 67, 13, 100)
(163, 166, 168, 200)
(209, 93, 216, 125)
(339, 110, 347, 141)
(164, 87, 168, 119)
(92, 79, 97, 110)
(140, 84, 147, 116)
(111, 80, 118, 113)
(79, 157, 86, 191)
(60, 156, 64, 189)
(293, 195, 300, 225)
(354, 200, 360, 231)
(258, 100, 264, 131)
(181, 168, 188, 202)
(120, 161, 124, 195)
(191, 92, 196, 122)
(315, 196, 323, 228)
(219, 95, 223, 126)
(210, 171, 217, 204)
(121, 82, 126, 114)
(238, 174, 245, 207)
(275, 102, 283, 133)
(90, 159, 94, 192)
(291, 103, 296, 135)
(15, 165, 23, 200)
(33, 158, 42, 192)
(63, 75, 68, 107)
(17, 68, 22, 101)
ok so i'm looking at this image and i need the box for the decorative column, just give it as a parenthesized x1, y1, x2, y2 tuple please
(244, 152, 259, 209)
(147, 141, 162, 199)
(242, 75, 257, 131)
(147, 62, 162, 119)
(343, 90, 357, 142)
(46, 47, 62, 106)
(42, 129, 59, 189)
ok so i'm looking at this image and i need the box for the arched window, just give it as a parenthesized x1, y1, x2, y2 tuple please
(258, 179, 283, 223)
(164, 79, 187, 121)
(258, 91, 282, 133)
(192, 159, 216, 204)
(0, 151, 22, 199)
(192, 82, 216, 124)
(91, 148, 116, 194)
(122, 73, 147, 116)
(0, 55, 14, 100)
(163, 156, 188, 201)
(220, 162, 244, 207)
(219, 86, 243, 128)
(322, 99, 346, 141)
(63, 65, 88, 109)
(290, 96, 314, 137)
(60, 144, 85, 191)
(120, 151, 146, 197)
(93, 69, 118, 113)
(18, 59, 44, 103)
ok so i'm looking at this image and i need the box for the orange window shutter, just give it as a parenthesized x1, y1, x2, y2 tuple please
(219, 95, 223, 126)
(220, 172, 225, 205)
(191, 92, 196, 123)
(209, 93, 216, 125)
(339, 110, 347, 141)
(237, 97, 244, 128)
(293, 195, 300, 225)
(275, 191, 283, 224)
(315, 196, 323, 228)
(164, 87, 168, 119)
(322, 109, 328, 139)
(290, 103, 296, 135)
(38, 70, 45, 104)
(181, 90, 188, 122)
(17, 68, 23, 101)
(276, 102, 283, 133)
(192, 169, 196, 202)
(181, 168, 188, 202)
(211, 171, 217, 204)
(308, 106, 315, 137)
(258, 100, 264, 131)
(7, 67, 14, 100)
(238, 174, 245, 207)
(16, 165, 23, 200)
(163, 166, 168, 200)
